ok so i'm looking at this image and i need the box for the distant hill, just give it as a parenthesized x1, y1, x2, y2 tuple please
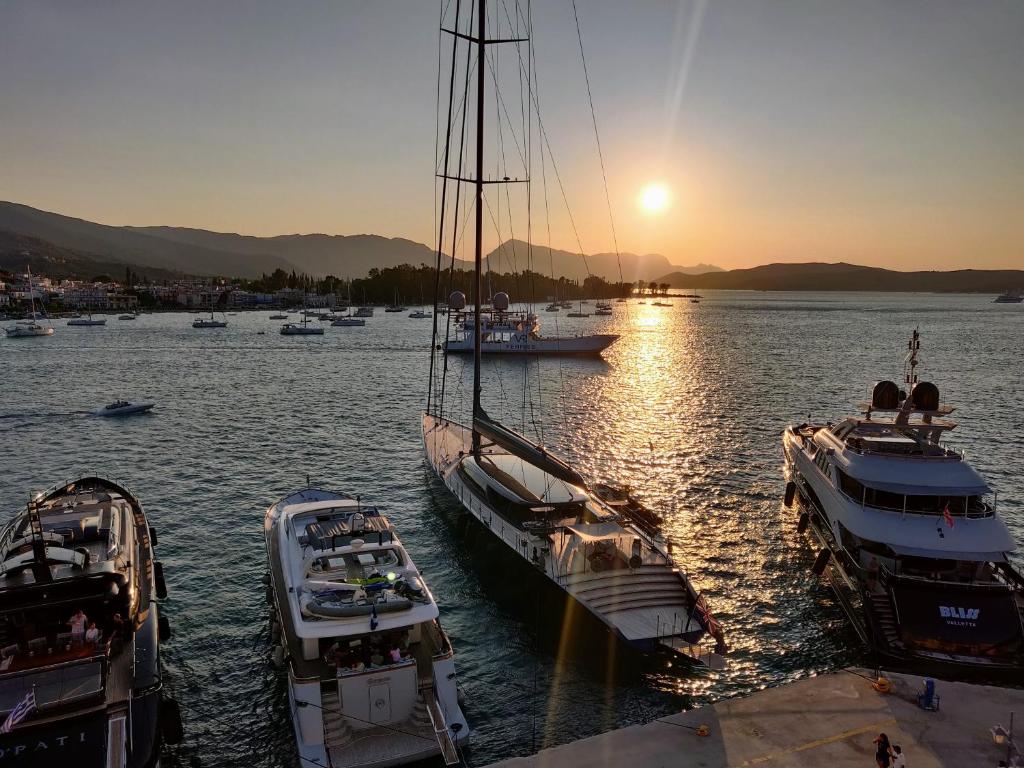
(659, 262, 1024, 293)
(0, 202, 296, 278)
(0, 229, 183, 282)
(126, 226, 445, 279)
(485, 239, 721, 283)
(0, 202, 719, 282)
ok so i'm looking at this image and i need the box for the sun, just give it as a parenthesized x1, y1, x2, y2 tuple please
(638, 182, 670, 215)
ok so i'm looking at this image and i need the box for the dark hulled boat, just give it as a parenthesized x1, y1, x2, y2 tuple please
(0, 476, 180, 766)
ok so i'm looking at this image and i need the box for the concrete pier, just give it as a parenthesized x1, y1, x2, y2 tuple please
(487, 669, 1024, 767)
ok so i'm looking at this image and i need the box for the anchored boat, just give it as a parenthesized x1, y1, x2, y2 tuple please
(0, 476, 180, 766)
(783, 330, 1024, 675)
(264, 488, 468, 768)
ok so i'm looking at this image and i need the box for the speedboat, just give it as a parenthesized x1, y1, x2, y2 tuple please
(444, 292, 617, 356)
(265, 488, 469, 768)
(783, 330, 1024, 675)
(93, 400, 156, 417)
(270, 313, 289, 320)
(544, 304, 559, 313)
(119, 313, 137, 320)
(594, 307, 613, 316)
(408, 310, 431, 319)
(993, 290, 1023, 304)
(0, 476, 181, 763)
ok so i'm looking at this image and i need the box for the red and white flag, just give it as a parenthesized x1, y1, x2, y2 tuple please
(942, 502, 955, 529)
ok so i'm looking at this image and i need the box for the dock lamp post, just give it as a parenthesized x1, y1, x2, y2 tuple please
(991, 711, 1016, 766)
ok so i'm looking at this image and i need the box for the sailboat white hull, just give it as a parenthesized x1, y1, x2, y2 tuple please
(5, 324, 54, 337)
(421, 412, 721, 663)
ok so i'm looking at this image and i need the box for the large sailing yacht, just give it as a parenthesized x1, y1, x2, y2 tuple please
(783, 331, 1024, 674)
(265, 488, 468, 768)
(0, 476, 181, 766)
(421, 0, 725, 666)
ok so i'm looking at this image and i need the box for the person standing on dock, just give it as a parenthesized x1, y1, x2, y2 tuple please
(891, 745, 905, 768)
(874, 733, 893, 768)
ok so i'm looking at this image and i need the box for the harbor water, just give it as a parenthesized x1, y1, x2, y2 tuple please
(1, 291, 1021, 766)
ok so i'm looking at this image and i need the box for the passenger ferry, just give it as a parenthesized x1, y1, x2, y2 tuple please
(783, 331, 1024, 675)
(0, 476, 180, 767)
(264, 488, 468, 768)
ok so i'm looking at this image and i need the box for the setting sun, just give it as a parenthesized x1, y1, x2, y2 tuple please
(638, 182, 670, 215)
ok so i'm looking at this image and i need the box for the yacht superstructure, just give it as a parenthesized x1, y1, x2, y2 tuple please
(0, 476, 179, 766)
(264, 489, 468, 768)
(783, 331, 1024, 674)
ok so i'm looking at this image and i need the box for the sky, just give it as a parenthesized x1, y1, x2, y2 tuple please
(1, 0, 1022, 271)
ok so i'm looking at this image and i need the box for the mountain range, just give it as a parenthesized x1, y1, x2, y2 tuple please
(658, 262, 1024, 293)
(0, 201, 716, 282)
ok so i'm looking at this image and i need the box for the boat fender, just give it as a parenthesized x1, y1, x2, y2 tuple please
(75, 547, 92, 567)
(149, 526, 158, 547)
(784, 481, 797, 507)
(271, 623, 282, 643)
(271, 645, 287, 668)
(154, 561, 168, 600)
(160, 698, 184, 745)
(158, 614, 172, 642)
(811, 548, 831, 575)
(797, 512, 809, 534)
(261, 572, 271, 586)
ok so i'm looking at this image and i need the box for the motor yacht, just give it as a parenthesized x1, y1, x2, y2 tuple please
(331, 316, 367, 327)
(408, 310, 431, 319)
(0, 477, 180, 765)
(783, 330, 1024, 674)
(264, 488, 468, 768)
(993, 290, 1023, 304)
(444, 293, 617, 356)
(281, 320, 325, 335)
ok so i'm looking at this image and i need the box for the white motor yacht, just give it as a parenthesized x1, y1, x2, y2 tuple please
(265, 489, 468, 768)
(444, 293, 617, 356)
(783, 330, 1024, 674)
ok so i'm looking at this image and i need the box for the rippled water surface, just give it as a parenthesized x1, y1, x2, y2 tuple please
(2, 293, 1021, 767)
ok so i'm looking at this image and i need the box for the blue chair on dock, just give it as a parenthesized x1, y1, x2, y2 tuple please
(918, 678, 940, 711)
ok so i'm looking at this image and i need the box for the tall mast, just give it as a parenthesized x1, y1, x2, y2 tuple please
(471, 0, 485, 454)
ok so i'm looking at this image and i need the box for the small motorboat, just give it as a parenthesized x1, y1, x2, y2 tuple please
(119, 313, 137, 320)
(94, 400, 155, 417)
(595, 308, 612, 316)
(408, 309, 431, 318)
(280, 322, 324, 335)
(68, 312, 107, 326)
(331, 316, 366, 327)
(269, 313, 289, 320)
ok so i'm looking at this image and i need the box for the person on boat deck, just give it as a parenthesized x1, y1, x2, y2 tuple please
(110, 612, 126, 638)
(389, 646, 402, 663)
(85, 621, 101, 644)
(67, 609, 88, 642)
(867, 556, 880, 591)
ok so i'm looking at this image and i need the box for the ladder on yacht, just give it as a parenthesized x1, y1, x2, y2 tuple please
(423, 688, 459, 766)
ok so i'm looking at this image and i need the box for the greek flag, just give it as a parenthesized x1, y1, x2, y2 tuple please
(0, 690, 36, 734)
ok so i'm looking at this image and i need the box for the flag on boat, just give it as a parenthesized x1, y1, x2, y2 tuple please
(694, 593, 721, 636)
(942, 502, 955, 529)
(0, 690, 35, 733)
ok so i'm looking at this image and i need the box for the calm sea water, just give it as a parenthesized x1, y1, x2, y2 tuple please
(2, 292, 1021, 767)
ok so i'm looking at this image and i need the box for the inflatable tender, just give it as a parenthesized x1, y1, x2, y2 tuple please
(301, 591, 413, 619)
